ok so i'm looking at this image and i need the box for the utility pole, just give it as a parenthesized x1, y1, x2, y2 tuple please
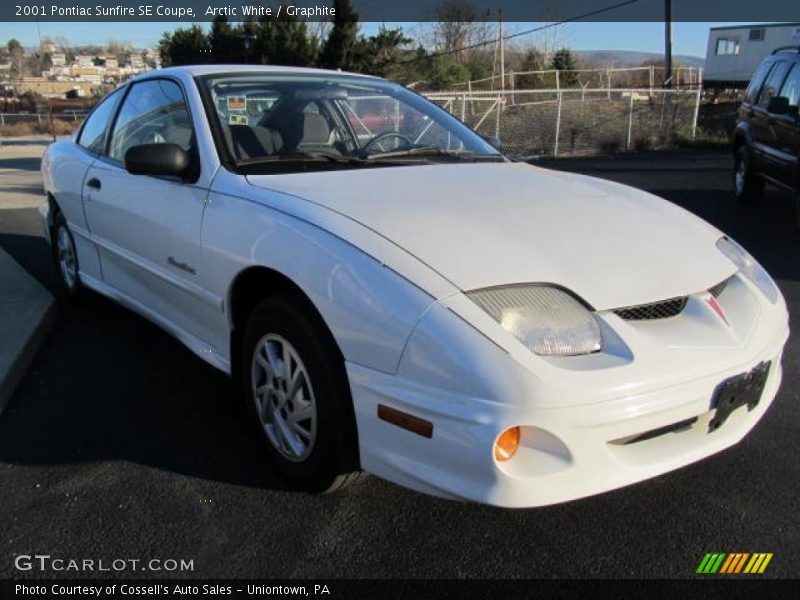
(664, 0, 672, 87)
(499, 9, 505, 93)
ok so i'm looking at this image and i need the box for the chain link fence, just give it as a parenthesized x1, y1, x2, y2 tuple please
(0, 112, 85, 138)
(425, 88, 702, 157)
(2, 87, 702, 158)
(447, 66, 703, 92)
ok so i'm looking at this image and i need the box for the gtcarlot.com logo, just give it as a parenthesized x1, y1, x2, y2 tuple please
(14, 554, 194, 573)
(696, 552, 773, 574)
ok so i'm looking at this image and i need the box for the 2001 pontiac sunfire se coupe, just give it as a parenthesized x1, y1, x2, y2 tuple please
(41, 65, 789, 507)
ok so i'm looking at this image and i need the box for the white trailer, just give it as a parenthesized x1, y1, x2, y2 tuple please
(705, 23, 800, 87)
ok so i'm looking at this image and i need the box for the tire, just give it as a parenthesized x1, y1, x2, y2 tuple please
(241, 295, 362, 493)
(733, 145, 764, 203)
(52, 211, 84, 298)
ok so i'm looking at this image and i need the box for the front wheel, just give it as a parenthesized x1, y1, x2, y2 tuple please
(733, 145, 764, 203)
(241, 296, 362, 493)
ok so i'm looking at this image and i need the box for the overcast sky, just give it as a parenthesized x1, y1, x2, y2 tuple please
(1, 21, 750, 58)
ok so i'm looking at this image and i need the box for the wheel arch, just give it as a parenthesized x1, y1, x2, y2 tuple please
(732, 122, 752, 155)
(228, 264, 361, 471)
(227, 265, 345, 377)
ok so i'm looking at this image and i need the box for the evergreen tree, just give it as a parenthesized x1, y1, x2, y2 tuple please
(209, 15, 243, 63)
(363, 26, 410, 77)
(264, 17, 318, 66)
(550, 48, 581, 87)
(158, 25, 210, 66)
(319, 0, 365, 71)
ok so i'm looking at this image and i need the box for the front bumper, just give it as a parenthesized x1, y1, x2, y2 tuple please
(348, 279, 789, 508)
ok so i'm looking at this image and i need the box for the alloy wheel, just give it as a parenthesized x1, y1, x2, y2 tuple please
(250, 333, 318, 462)
(56, 226, 78, 291)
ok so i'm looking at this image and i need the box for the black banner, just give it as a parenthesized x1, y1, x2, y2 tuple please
(2, 579, 797, 599)
(2, 0, 800, 23)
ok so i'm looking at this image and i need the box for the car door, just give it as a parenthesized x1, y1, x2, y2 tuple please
(773, 63, 800, 191)
(81, 78, 221, 348)
(52, 87, 124, 283)
(751, 61, 790, 180)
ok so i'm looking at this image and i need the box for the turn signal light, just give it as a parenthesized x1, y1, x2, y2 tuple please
(494, 427, 521, 462)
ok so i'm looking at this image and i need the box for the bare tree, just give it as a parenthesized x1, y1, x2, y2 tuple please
(432, 0, 495, 65)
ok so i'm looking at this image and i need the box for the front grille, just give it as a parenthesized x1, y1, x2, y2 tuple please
(613, 297, 688, 321)
(709, 278, 730, 298)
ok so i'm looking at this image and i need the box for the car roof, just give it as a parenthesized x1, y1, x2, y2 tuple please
(135, 64, 381, 80)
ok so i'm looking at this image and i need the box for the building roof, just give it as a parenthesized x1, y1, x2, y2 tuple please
(710, 22, 800, 31)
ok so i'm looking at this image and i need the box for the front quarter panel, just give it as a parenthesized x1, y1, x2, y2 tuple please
(201, 174, 440, 374)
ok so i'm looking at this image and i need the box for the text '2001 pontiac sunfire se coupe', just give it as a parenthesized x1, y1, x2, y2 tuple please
(40, 66, 789, 507)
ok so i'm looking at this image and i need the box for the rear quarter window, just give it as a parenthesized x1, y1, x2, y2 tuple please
(757, 61, 790, 108)
(743, 62, 772, 105)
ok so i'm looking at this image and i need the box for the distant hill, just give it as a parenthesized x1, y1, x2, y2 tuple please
(575, 50, 705, 68)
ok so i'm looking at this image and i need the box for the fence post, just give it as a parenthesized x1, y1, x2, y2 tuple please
(509, 70, 515, 105)
(626, 93, 634, 150)
(495, 94, 501, 139)
(0, 113, 4, 125)
(692, 88, 701, 140)
(461, 93, 466, 121)
(555, 69, 560, 91)
(554, 90, 562, 157)
(650, 65, 655, 95)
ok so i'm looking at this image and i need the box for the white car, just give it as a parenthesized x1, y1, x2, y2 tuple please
(41, 65, 789, 507)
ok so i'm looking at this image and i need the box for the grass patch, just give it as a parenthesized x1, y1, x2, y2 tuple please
(671, 126, 730, 150)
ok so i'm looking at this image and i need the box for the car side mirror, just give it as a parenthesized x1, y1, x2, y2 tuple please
(766, 96, 790, 115)
(482, 135, 503, 150)
(125, 143, 191, 180)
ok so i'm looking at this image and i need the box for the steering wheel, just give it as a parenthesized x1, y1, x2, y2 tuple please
(361, 131, 414, 154)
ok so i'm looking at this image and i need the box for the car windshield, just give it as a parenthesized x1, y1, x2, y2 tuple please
(198, 73, 502, 172)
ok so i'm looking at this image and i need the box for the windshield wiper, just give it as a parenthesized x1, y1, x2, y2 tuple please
(364, 146, 505, 162)
(237, 151, 367, 167)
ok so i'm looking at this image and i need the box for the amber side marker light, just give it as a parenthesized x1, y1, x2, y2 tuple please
(377, 404, 433, 438)
(494, 427, 521, 461)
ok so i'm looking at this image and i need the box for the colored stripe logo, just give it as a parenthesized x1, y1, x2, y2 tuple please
(697, 553, 773, 574)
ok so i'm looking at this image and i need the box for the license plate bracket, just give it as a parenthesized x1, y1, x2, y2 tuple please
(708, 361, 770, 433)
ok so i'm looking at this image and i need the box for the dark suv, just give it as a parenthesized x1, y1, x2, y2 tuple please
(733, 47, 800, 204)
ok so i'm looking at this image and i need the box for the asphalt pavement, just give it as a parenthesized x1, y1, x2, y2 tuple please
(0, 142, 798, 579)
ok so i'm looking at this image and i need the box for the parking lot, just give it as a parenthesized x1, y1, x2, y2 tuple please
(0, 139, 798, 578)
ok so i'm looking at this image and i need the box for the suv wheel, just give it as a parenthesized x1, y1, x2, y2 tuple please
(241, 296, 363, 493)
(734, 145, 764, 203)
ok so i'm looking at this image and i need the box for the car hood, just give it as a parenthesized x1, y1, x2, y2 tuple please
(246, 162, 735, 310)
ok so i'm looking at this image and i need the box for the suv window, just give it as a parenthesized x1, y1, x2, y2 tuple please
(108, 79, 193, 162)
(744, 62, 772, 105)
(757, 62, 790, 108)
(779, 64, 800, 108)
(77, 88, 123, 154)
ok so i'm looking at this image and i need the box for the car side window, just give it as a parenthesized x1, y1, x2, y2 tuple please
(757, 62, 789, 108)
(778, 64, 800, 109)
(743, 62, 772, 105)
(108, 79, 193, 163)
(77, 88, 123, 154)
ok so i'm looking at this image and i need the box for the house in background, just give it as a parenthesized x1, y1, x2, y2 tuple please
(704, 23, 800, 88)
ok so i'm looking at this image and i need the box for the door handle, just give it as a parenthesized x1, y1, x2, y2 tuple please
(86, 178, 102, 190)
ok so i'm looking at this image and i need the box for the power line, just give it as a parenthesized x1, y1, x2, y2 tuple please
(401, 0, 640, 65)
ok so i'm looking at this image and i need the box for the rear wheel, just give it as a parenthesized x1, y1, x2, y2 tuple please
(241, 295, 362, 493)
(52, 212, 84, 298)
(733, 145, 764, 203)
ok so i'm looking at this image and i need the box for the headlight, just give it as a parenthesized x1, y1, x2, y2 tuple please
(716, 237, 778, 304)
(467, 285, 602, 356)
